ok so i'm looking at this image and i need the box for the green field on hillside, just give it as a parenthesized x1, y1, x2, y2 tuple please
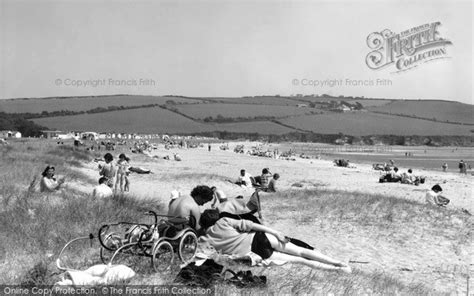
(175, 103, 316, 119)
(369, 100, 474, 124)
(280, 112, 474, 136)
(204, 96, 305, 106)
(0, 95, 201, 113)
(33, 106, 209, 133)
(32, 106, 297, 134)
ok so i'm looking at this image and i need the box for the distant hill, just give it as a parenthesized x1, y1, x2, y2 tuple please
(1, 95, 473, 140)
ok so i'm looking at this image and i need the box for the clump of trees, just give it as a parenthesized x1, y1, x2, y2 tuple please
(0, 112, 47, 137)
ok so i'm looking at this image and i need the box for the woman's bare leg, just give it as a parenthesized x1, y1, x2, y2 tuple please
(265, 234, 346, 266)
(268, 251, 343, 271)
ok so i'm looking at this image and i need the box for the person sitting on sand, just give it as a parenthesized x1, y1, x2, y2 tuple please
(259, 168, 272, 189)
(116, 153, 130, 193)
(99, 153, 117, 188)
(425, 184, 449, 206)
(168, 185, 215, 230)
(92, 177, 113, 198)
(401, 169, 416, 185)
(216, 193, 249, 215)
(40, 166, 65, 192)
(235, 169, 253, 187)
(267, 173, 280, 192)
(390, 167, 401, 182)
(199, 209, 351, 273)
(216, 194, 261, 224)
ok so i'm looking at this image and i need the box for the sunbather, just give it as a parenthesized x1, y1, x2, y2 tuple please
(425, 185, 449, 206)
(92, 177, 113, 198)
(259, 168, 272, 189)
(267, 173, 280, 192)
(168, 185, 214, 230)
(235, 169, 253, 187)
(40, 166, 65, 192)
(116, 153, 130, 192)
(199, 209, 351, 273)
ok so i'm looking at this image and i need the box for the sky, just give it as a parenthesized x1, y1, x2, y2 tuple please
(0, 0, 472, 104)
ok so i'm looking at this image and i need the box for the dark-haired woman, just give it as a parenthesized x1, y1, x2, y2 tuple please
(199, 209, 351, 273)
(425, 184, 449, 206)
(40, 166, 65, 192)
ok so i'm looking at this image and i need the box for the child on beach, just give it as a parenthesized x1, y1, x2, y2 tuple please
(116, 153, 130, 192)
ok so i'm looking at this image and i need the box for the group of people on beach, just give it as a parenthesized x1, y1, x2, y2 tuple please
(39, 152, 132, 197)
(379, 167, 425, 186)
(235, 168, 280, 192)
(167, 184, 352, 273)
(96, 153, 131, 195)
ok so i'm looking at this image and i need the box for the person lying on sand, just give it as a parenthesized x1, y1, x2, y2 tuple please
(199, 209, 351, 273)
(168, 185, 214, 231)
(40, 165, 65, 192)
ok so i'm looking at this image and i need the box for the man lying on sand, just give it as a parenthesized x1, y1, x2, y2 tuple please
(168, 185, 214, 230)
(199, 209, 351, 273)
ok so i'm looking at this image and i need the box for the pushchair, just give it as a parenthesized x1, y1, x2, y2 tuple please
(98, 211, 198, 271)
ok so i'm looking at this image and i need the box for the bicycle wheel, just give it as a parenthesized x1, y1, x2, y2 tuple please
(178, 231, 197, 263)
(100, 232, 122, 264)
(151, 241, 174, 272)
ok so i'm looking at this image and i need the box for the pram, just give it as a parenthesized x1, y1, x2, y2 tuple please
(56, 211, 198, 273)
(98, 211, 198, 271)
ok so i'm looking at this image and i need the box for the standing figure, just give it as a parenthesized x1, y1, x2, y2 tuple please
(116, 153, 130, 192)
(442, 163, 448, 172)
(458, 160, 465, 174)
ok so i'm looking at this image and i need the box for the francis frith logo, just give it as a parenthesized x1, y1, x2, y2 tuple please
(366, 22, 452, 73)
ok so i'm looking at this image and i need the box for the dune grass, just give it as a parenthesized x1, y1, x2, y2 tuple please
(0, 141, 164, 284)
(266, 188, 472, 246)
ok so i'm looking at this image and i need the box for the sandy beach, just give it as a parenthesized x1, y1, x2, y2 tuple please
(67, 142, 473, 294)
(74, 143, 473, 213)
